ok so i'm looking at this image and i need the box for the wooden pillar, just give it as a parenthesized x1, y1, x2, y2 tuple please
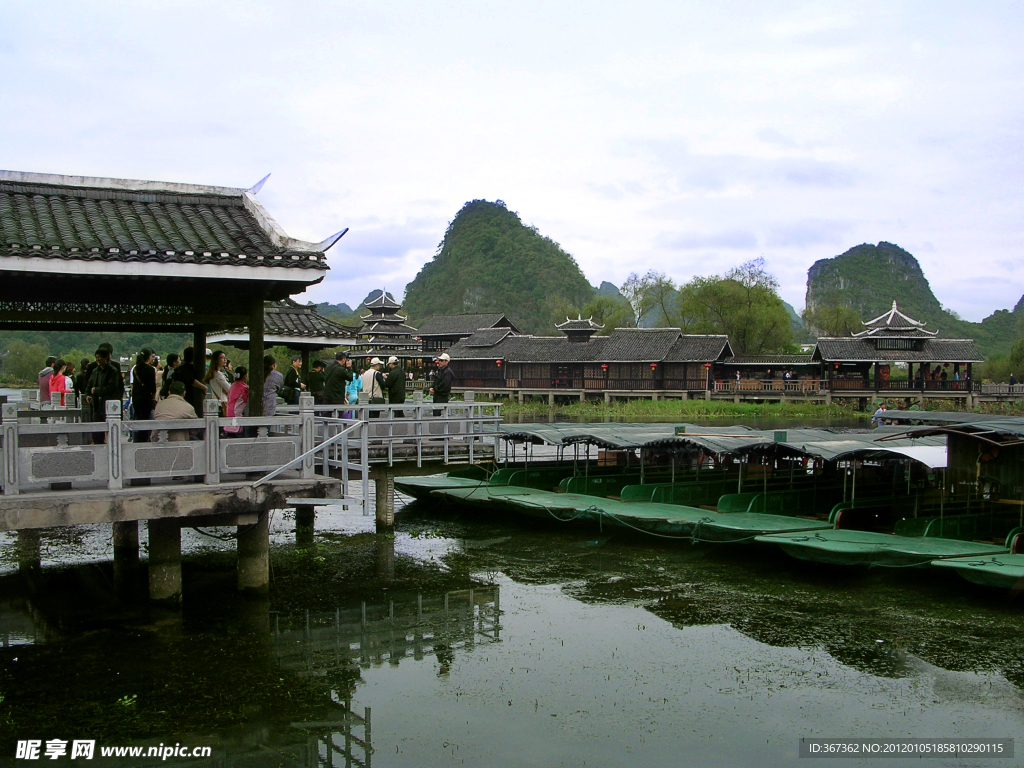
(300, 348, 310, 380)
(907, 363, 913, 384)
(248, 296, 265, 418)
(193, 326, 207, 385)
(148, 518, 181, 601)
(237, 512, 270, 592)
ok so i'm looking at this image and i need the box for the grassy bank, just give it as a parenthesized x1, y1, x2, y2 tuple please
(494, 396, 1024, 419)
(494, 398, 854, 419)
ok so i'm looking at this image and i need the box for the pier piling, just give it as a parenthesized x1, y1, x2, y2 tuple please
(113, 520, 139, 594)
(237, 512, 270, 593)
(294, 505, 316, 547)
(373, 466, 396, 530)
(147, 518, 182, 601)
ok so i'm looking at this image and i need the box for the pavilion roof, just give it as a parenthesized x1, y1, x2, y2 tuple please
(207, 299, 359, 348)
(416, 313, 520, 336)
(0, 171, 342, 276)
(812, 337, 983, 363)
(852, 301, 937, 338)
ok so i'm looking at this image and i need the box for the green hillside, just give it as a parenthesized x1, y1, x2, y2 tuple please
(805, 242, 1021, 357)
(403, 200, 595, 334)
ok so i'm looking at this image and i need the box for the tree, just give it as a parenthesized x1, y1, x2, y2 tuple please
(802, 300, 863, 337)
(620, 270, 675, 326)
(582, 295, 636, 332)
(676, 258, 793, 354)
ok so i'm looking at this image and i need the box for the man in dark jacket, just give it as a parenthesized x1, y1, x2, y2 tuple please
(430, 352, 455, 404)
(323, 350, 354, 405)
(384, 356, 405, 405)
(85, 347, 122, 442)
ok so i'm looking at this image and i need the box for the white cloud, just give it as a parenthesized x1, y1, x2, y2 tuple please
(1, 1, 1022, 319)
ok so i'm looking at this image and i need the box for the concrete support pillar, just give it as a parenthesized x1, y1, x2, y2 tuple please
(295, 505, 315, 547)
(148, 518, 182, 601)
(705, 389, 712, 401)
(237, 512, 270, 593)
(604, 392, 611, 405)
(17, 529, 41, 572)
(517, 391, 524, 404)
(579, 391, 586, 402)
(825, 391, 833, 406)
(548, 392, 555, 407)
(733, 393, 740, 404)
(681, 391, 689, 401)
(373, 466, 396, 530)
(113, 520, 139, 593)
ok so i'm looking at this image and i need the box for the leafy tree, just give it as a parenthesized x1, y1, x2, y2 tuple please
(620, 270, 674, 326)
(802, 297, 863, 337)
(677, 258, 793, 354)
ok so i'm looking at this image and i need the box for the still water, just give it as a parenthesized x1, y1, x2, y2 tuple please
(2, 499, 1023, 767)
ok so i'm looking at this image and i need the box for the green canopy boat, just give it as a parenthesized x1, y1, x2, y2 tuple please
(755, 528, 1008, 568)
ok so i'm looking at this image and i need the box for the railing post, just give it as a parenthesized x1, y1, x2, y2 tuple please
(106, 399, 123, 490)
(2, 402, 20, 496)
(204, 398, 220, 484)
(299, 394, 315, 479)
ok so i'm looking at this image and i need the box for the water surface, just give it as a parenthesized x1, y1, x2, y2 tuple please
(1, 496, 1022, 767)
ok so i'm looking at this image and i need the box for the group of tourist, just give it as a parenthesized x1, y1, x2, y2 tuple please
(35, 345, 456, 441)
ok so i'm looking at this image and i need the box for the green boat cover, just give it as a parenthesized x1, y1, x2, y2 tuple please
(755, 529, 1008, 568)
(931, 554, 1024, 590)
(432, 486, 713, 535)
(692, 513, 831, 542)
(394, 475, 489, 499)
(499, 422, 946, 467)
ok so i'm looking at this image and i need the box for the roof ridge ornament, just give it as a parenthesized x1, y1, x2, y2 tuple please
(247, 173, 271, 195)
(316, 228, 349, 252)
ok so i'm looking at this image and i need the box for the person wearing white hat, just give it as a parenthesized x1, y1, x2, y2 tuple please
(430, 352, 455, 404)
(361, 357, 386, 410)
(384, 355, 405, 414)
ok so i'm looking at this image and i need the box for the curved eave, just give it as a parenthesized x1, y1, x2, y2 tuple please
(0, 254, 328, 283)
(208, 332, 355, 348)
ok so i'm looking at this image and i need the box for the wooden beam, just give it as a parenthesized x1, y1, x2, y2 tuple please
(248, 294, 265, 417)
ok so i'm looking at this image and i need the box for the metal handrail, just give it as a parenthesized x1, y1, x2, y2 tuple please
(252, 420, 364, 487)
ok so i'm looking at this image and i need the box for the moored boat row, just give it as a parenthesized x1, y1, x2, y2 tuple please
(396, 416, 1024, 591)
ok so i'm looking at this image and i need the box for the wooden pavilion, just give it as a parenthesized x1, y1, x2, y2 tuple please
(207, 298, 359, 373)
(0, 170, 343, 415)
(812, 301, 983, 391)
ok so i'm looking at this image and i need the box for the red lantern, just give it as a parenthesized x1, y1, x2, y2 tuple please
(650, 363, 657, 371)
(703, 363, 712, 369)
(495, 359, 502, 367)
(601, 363, 608, 372)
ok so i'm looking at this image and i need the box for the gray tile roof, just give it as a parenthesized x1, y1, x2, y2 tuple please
(665, 335, 732, 363)
(0, 171, 335, 271)
(462, 328, 515, 347)
(263, 300, 358, 339)
(813, 338, 984, 363)
(416, 313, 519, 336)
(726, 354, 815, 365)
(448, 328, 732, 364)
(208, 299, 359, 342)
(600, 328, 683, 361)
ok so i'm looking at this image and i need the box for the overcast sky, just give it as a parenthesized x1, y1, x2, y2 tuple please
(2, 2, 1021, 321)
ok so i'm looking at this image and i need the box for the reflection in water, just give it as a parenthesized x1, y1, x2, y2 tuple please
(2, 500, 1024, 767)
